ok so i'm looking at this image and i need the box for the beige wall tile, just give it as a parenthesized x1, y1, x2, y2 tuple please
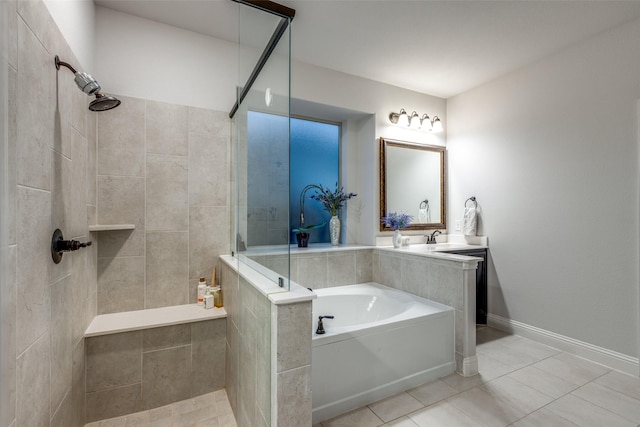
(97, 176, 145, 258)
(71, 339, 86, 427)
(189, 132, 229, 207)
(51, 392, 74, 427)
(71, 81, 87, 138)
(238, 338, 257, 427)
(16, 186, 51, 354)
(86, 331, 142, 392)
(145, 231, 189, 308)
(355, 250, 373, 283)
(86, 383, 142, 423)
(7, 66, 16, 245)
(277, 365, 312, 427)
(17, 0, 59, 53)
(97, 257, 145, 314)
(1, 246, 17, 427)
(296, 254, 327, 289)
(327, 252, 356, 286)
(143, 324, 191, 352)
(146, 154, 188, 231)
(51, 275, 73, 415)
(191, 319, 226, 396)
(16, 18, 52, 190)
(142, 345, 192, 409)
(7, 0, 16, 68)
(97, 96, 145, 177)
(276, 302, 312, 372)
(146, 100, 188, 156)
(189, 108, 230, 136)
(189, 206, 229, 280)
(87, 114, 97, 205)
(16, 332, 50, 427)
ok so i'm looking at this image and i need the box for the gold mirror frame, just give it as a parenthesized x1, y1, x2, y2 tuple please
(379, 137, 446, 231)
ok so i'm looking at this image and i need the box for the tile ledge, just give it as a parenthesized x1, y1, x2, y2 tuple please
(88, 224, 136, 231)
(85, 304, 226, 337)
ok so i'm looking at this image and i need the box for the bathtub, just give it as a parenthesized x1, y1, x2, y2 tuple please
(311, 283, 455, 423)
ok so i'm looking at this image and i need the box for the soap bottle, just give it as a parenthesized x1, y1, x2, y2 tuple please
(197, 277, 207, 305)
(213, 285, 223, 308)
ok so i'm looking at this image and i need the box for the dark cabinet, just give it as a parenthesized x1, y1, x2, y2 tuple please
(446, 248, 487, 324)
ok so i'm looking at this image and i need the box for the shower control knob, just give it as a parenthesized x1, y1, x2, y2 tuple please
(51, 229, 92, 264)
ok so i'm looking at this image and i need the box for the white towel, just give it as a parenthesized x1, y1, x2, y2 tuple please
(418, 208, 430, 223)
(463, 206, 477, 236)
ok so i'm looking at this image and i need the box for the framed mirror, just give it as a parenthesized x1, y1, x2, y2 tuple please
(380, 137, 446, 231)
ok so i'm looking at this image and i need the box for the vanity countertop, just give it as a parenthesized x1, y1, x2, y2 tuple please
(377, 234, 488, 261)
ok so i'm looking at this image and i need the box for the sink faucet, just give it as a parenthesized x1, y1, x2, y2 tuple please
(426, 230, 441, 244)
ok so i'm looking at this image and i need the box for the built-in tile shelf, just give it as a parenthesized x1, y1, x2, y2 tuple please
(88, 224, 136, 232)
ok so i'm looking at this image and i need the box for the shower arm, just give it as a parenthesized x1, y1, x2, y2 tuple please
(54, 56, 78, 74)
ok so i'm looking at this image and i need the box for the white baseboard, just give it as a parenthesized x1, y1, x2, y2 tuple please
(487, 314, 639, 377)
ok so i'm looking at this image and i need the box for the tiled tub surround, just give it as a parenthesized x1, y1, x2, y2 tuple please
(375, 247, 481, 376)
(246, 243, 482, 376)
(221, 255, 314, 427)
(96, 96, 231, 314)
(84, 305, 227, 423)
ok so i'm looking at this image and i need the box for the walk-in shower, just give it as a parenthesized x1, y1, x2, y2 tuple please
(54, 55, 121, 111)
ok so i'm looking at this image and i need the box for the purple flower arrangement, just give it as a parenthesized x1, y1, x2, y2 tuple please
(381, 212, 413, 230)
(311, 183, 357, 216)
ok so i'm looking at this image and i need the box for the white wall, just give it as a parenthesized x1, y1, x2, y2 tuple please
(447, 17, 640, 359)
(95, 6, 237, 111)
(43, 0, 95, 70)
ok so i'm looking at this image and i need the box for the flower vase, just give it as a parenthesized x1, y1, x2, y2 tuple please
(329, 215, 340, 246)
(393, 230, 402, 248)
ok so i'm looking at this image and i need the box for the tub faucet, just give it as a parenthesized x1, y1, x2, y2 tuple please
(426, 230, 441, 244)
(316, 315, 334, 335)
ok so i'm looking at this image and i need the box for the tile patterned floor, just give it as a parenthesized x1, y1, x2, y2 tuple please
(86, 328, 640, 427)
(314, 327, 640, 427)
(84, 389, 236, 427)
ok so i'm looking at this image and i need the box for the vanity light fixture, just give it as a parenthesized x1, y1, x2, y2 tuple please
(389, 108, 443, 132)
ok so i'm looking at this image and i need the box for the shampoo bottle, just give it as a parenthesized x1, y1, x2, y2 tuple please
(197, 277, 207, 305)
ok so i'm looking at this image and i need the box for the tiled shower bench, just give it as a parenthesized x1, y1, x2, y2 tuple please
(83, 304, 227, 423)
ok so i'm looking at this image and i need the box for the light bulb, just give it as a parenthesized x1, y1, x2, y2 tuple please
(432, 116, 443, 133)
(409, 111, 421, 129)
(421, 114, 432, 131)
(397, 108, 409, 127)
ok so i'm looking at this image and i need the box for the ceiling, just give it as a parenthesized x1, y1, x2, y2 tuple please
(94, 0, 640, 99)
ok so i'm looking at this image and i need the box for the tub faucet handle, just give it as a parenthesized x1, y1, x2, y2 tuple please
(316, 315, 334, 335)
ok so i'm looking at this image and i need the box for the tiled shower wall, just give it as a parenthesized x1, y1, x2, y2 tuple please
(2, 1, 98, 425)
(96, 96, 231, 314)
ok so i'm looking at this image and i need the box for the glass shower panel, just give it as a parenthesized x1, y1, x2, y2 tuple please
(233, 3, 291, 291)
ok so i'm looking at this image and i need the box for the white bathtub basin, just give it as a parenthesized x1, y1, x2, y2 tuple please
(311, 283, 455, 423)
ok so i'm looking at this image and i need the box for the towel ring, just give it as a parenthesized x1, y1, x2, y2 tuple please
(419, 199, 429, 210)
(465, 196, 477, 208)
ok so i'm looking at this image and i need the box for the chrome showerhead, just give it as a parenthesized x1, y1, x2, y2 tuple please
(55, 55, 121, 111)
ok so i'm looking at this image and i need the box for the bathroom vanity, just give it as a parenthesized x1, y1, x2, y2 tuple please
(442, 247, 487, 324)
